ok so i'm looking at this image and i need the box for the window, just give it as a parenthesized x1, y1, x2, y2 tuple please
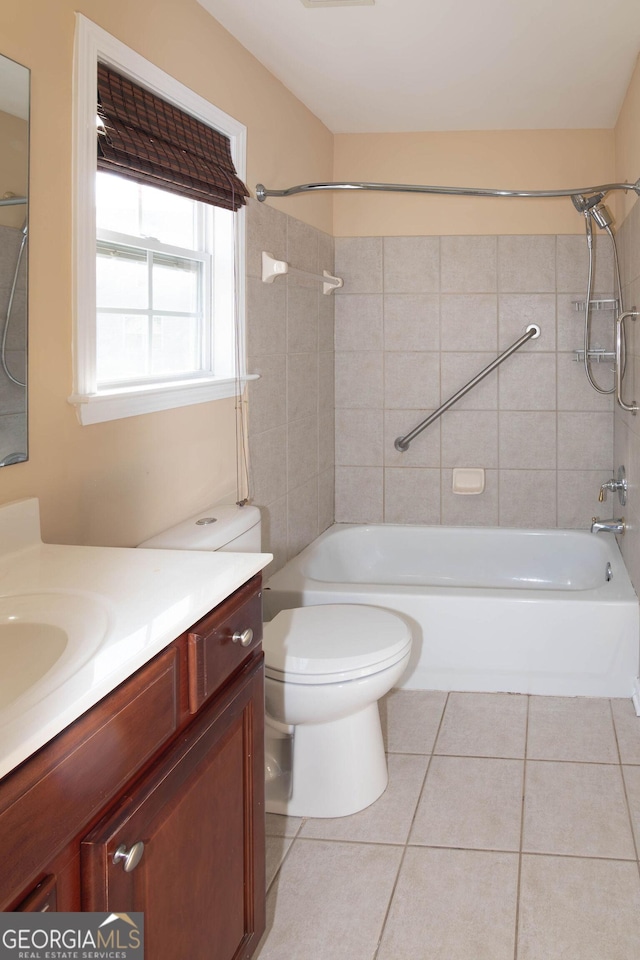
(95, 173, 235, 389)
(71, 16, 250, 425)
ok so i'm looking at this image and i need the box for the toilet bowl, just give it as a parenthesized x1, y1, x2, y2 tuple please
(263, 604, 411, 818)
(139, 503, 413, 818)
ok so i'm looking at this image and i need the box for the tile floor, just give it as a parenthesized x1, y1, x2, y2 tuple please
(255, 690, 640, 960)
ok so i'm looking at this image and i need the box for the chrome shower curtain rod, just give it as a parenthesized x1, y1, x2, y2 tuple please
(256, 179, 640, 202)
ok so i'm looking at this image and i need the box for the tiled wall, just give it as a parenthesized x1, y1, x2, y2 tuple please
(614, 199, 640, 593)
(334, 234, 616, 528)
(0, 225, 27, 462)
(246, 199, 335, 573)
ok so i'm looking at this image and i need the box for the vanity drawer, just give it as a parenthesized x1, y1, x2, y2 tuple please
(187, 574, 263, 713)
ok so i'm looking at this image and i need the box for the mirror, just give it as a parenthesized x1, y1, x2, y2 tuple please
(0, 53, 28, 467)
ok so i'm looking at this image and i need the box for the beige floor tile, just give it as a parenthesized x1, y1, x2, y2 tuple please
(377, 847, 518, 960)
(265, 812, 303, 838)
(527, 696, 618, 763)
(255, 839, 402, 960)
(265, 835, 294, 890)
(612, 698, 640, 764)
(622, 765, 640, 853)
(523, 760, 636, 859)
(380, 689, 447, 754)
(434, 692, 528, 758)
(518, 854, 640, 960)
(299, 753, 428, 845)
(410, 756, 523, 851)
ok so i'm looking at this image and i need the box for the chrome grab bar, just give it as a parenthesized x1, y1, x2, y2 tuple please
(616, 310, 639, 414)
(394, 324, 541, 452)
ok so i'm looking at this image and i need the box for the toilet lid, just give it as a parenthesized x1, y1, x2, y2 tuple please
(262, 604, 412, 681)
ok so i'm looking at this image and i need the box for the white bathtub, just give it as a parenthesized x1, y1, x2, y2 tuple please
(264, 524, 640, 698)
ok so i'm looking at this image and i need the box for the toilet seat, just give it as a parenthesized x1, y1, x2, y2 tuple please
(263, 604, 412, 684)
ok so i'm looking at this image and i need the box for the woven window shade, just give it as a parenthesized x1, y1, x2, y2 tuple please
(96, 63, 249, 211)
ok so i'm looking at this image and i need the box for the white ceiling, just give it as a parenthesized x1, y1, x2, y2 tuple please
(197, 0, 640, 133)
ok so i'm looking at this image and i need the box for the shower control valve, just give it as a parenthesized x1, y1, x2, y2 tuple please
(598, 466, 627, 506)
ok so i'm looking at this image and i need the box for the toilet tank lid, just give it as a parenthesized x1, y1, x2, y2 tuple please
(138, 503, 261, 551)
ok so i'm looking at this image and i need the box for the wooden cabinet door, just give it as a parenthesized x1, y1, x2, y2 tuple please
(81, 656, 265, 960)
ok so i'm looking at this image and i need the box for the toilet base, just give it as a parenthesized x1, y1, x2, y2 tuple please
(265, 702, 388, 818)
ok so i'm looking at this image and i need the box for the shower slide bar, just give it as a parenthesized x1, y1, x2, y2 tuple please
(256, 179, 640, 203)
(615, 310, 639, 415)
(394, 324, 541, 452)
(0, 195, 27, 207)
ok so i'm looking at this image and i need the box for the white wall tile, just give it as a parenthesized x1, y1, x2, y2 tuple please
(385, 352, 440, 409)
(247, 354, 287, 436)
(335, 351, 384, 408)
(383, 294, 440, 351)
(441, 352, 498, 410)
(384, 409, 441, 468)
(557, 412, 613, 470)
(498, 236, 556, 292)
(498, 354, 557, 410)
(335, 466, 383, 522)
(498, 294, 556, 352)
(288, 416, 318, 490)
(498, 470, 557, 527)
(287, 283, 318, 354)
(383, 236, 440, 293)
(441, 294, 497, 352)
(335, 237, 383, 293)
(441, 411, 499, 468)
(335, 295, 383, 351)
(287, 353, 318, 422)
(335, 408, 384, 466)
(441, 236, 497, 293)
(499, 412, 557, 469)
(384, 467, 441, 524)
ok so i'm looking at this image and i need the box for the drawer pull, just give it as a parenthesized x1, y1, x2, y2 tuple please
(232, 628, 254, 647)
(113, 841, 145, 872)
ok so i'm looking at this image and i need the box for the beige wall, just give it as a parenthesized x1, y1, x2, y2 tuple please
(333, 130, 615, 237)
(0, 111, 28, 229)
(0, 0, 332, 546)
(615, 53, 640, 225)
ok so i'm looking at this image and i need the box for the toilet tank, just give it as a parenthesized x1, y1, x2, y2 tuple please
(138, 503, 262, 552)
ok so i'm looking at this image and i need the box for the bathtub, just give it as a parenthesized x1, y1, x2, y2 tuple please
(264, 524, 640, 698)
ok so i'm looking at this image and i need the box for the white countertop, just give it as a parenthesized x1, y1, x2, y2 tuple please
(0, 499, 272, 780)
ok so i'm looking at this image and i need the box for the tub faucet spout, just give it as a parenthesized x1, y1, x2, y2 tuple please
(590, 517, 626, 535)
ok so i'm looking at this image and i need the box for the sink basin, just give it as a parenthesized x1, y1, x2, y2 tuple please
(0, 623, 68, 708)
(0, 592, 109, 714)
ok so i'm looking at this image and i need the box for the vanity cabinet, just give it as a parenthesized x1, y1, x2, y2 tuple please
(0, 574, 265, 960)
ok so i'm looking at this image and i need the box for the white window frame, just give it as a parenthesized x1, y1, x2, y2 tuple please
(70, 14, 250, 425)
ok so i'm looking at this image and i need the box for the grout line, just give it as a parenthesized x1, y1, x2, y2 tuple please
(264, 818, 305, 896)
(372, 690, 450, 960)
(609, 698, 640, 881)
(427, 750, 620, 765)
(280, 833, 640, 864)
(513, 695, 530, 960)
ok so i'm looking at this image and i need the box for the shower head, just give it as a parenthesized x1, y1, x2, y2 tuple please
(572, 192, 614, 230)
(571, 192, 605, 214)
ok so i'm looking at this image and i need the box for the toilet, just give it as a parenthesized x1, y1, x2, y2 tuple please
(140, 503, 412, 818)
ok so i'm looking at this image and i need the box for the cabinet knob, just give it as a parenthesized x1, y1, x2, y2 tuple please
(113, 841, 145, 872)
(232, 627, 253, 647)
